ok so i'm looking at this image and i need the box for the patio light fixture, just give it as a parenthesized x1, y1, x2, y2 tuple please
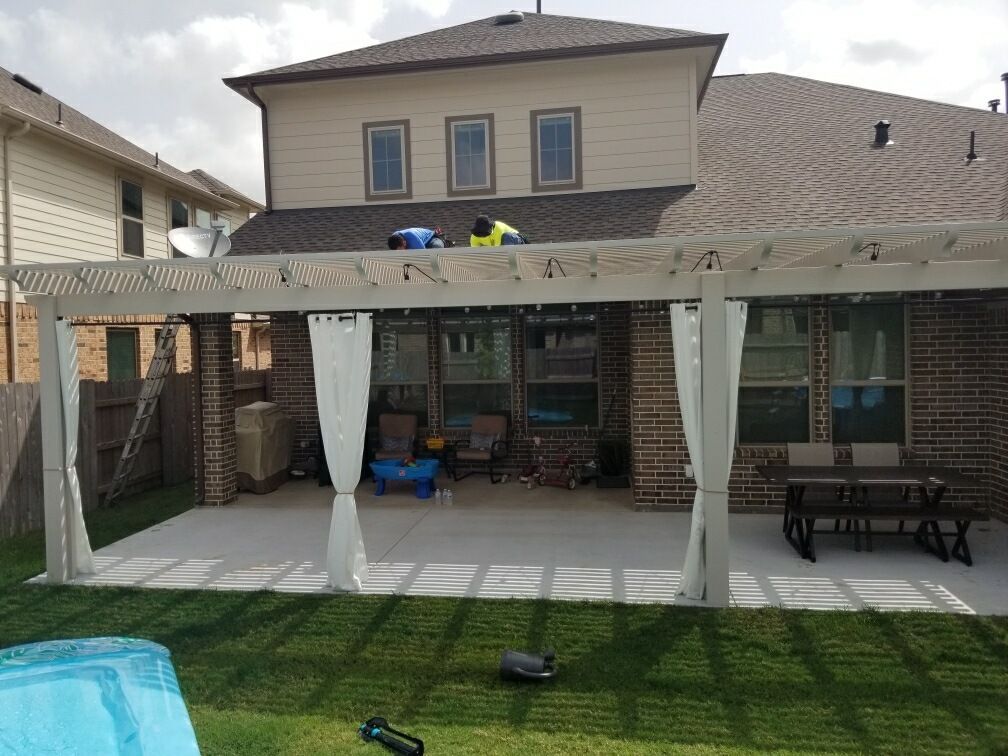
(402, 263, 436, 283)
(690, 250, 723, 272)
(858, 242, 882, 261)
(542, 257, 567, 278)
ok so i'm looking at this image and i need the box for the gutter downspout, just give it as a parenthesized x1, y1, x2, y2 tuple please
(2, 110, 31, 383)
(246, 85, 272, 213)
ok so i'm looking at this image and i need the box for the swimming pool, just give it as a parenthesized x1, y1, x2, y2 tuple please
(0, 637, 200, 755)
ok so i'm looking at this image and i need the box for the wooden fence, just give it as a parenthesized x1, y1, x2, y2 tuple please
(0, 369, 270, 539)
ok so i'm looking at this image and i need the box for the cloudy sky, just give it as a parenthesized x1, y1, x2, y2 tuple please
(1, 0, 1004, 204)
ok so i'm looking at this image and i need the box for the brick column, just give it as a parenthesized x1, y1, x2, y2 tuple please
(270, 312, 317, 465)
(629, 302, 692, 509)
(195, 313, 236, 506)
(810, 296, 831, 444)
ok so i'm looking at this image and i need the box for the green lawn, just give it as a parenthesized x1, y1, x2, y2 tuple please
(1, 487, 1007, 754)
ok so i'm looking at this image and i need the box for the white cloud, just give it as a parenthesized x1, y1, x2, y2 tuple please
(2, 1, 456, 202)
(0, 10, 24, 56)
(739, 0, 1006, 108)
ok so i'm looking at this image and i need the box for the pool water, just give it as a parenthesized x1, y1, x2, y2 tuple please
(0, 637, 200, 755)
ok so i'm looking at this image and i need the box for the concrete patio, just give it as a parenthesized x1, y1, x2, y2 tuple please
(40, 478, 1008, 615)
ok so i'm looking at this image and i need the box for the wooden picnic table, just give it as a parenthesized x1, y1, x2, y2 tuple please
(756, 465, 988, 565)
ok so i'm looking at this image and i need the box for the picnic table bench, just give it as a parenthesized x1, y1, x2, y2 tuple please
(756, 465, 989, 565)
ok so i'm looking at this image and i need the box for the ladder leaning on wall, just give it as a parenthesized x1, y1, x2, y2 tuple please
(104, 315, 185, 507)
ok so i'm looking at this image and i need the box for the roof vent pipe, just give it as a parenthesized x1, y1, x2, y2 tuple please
(966, 130, 978, 162)
(873, 119, 891, 146)
(990, 99, 1001, 113)
(56, 102, 64, 126)
(1002, 73, 1008, 115)
(12, 74, 43, 95)
(495, 10, 524, 24)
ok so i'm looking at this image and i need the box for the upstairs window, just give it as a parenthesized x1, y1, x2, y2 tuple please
(195, 206, 212, 229)
(531, 107, 582, 191)
(364, 120, 411, 200)
(447, 115, 494, 194)
(169, 197, 189, 258)
(119, 178, 144, 258)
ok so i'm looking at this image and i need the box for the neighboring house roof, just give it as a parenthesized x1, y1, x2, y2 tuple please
(0, 66, 238, 207)
(228, 73, 1008, 257)
(187, 169, 266, 212)
(223, 13, 725, 99)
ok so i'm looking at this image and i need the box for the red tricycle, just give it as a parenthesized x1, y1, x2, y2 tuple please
(522, 436, 580, 490)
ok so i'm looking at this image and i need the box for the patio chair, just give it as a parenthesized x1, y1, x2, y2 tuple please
(851, 442, 908, 545)
(374, 413, 418, 461)
(451, 414, 509, 484)
(785, 443, 847, 535)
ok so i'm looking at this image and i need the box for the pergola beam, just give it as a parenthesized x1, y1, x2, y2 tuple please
(32, 258, 1008, 317)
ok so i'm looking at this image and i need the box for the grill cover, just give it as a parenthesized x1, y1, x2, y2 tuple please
(236, 401, 294, 493)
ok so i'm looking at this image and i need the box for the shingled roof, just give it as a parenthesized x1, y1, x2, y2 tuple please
(187, 169, 266, 211)
(0, 66, 224, 201)
(224, 13, 725, 95)
(228, 72, 1008, 257)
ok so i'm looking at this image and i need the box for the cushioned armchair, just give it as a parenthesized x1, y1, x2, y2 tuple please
(451, 414, 509, 483)
(374, 413, 418, 461)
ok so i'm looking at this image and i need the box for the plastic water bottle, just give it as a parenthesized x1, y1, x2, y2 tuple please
(434, 488, 442, 506)
(445, 489, 453, 507)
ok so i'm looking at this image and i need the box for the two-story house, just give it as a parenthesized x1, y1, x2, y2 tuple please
(0, 66, 269, 382)
(221, 12, 1008, 513)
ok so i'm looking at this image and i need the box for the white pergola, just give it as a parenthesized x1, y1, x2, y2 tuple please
(7, 219, 1008, 606)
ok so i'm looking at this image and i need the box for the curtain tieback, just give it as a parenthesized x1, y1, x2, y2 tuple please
(335, 490, 356, 496)
(697, 485, 729, 495)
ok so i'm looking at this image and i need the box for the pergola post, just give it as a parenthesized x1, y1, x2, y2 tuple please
(700, 274, 731, 606)
(195, 313, 237, 506)
(37, 296, 72, 583)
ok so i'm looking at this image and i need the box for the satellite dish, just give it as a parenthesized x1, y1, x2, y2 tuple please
(168, 226, 231, 258)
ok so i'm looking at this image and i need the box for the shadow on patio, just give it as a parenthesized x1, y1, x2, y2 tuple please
(38, 478, 1008, 614)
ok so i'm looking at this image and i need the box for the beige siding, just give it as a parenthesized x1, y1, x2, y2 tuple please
(9, 133, 117, 265)
(263, 49, 697, 209)
(6, 131, 235, 265)
(0, 134, 6, 268)
(218, 206, 251, 233)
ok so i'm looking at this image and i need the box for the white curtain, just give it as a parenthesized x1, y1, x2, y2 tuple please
(672, 301, 747, 599)
(308, 313, 372, 591)
(55, 320, 95, 574)
(868, 330, 887, 379)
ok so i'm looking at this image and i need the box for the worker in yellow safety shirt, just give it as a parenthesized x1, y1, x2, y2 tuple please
(470, 214, 528, 247)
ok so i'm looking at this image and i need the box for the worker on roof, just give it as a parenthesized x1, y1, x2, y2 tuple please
(470, 214, 527, 247)
(388, 226, 447, 250)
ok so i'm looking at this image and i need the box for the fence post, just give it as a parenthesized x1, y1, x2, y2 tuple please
(78, 380, 98, 511)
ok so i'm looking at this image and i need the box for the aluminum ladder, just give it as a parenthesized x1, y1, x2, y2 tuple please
(104, 315, 183, 507)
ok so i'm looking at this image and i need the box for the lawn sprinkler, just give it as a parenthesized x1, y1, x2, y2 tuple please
(358, 717, 424, 755)
(500, 648, 558, 681)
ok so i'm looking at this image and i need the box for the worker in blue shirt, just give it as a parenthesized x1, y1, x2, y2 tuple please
(387, 227, 446, 250)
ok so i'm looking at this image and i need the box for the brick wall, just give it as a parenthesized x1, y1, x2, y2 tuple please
(907, 296, 989, 505)
(628, 295, 1004, 517)
(195, 313, 237, 505)
(0, 304, 269, 382)
(988, 305, 1008, 519)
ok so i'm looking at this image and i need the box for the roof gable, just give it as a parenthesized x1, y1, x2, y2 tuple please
(224, 13, 724, 91)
